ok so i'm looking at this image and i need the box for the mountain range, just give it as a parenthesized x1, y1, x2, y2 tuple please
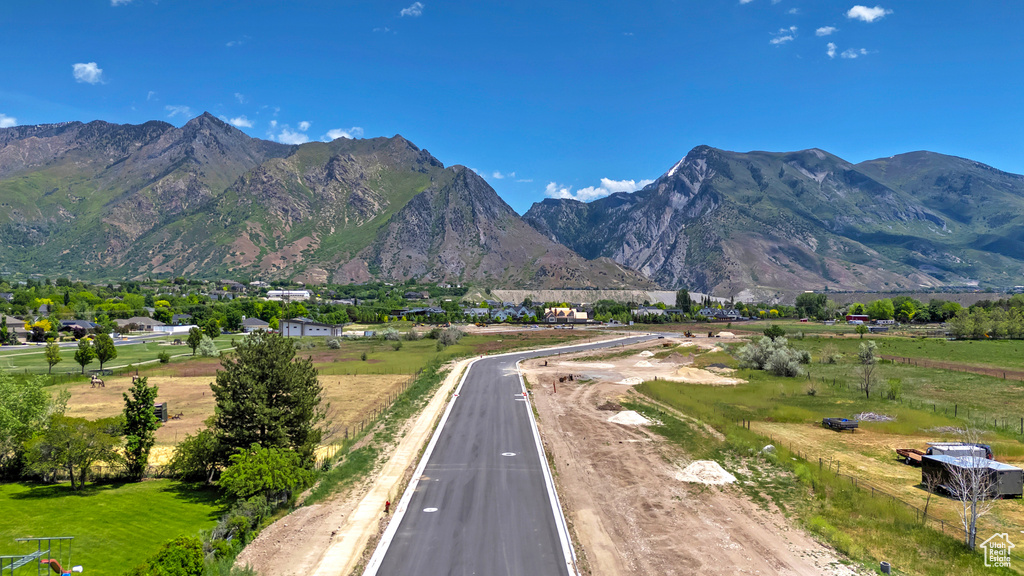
(525, 146, 1024, 300)
(2, 113, 1022, 296)
(0, 113, 647, 289)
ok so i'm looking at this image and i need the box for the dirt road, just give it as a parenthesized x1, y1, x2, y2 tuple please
(524, 355, 863, 576)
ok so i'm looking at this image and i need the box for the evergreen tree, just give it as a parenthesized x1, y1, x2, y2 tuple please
(123, 376, 161, 480)
(211, 332, 325, 465)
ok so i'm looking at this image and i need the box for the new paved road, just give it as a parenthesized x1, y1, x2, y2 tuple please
(371, 335, 654, 576)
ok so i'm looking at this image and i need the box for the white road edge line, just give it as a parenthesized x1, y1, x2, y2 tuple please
(361, 333, 650, 576)
(516, 357, 578, 576)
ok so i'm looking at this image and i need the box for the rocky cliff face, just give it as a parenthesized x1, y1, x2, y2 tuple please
(0, 114, 652, 288)
(525, 146, 1024, 297)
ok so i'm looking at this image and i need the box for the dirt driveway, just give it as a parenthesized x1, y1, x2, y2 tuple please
(523, 355, 863, 576)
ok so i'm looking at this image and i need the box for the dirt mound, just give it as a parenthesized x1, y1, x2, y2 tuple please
(663, 352, 688, 364)
(617, 377, 644, 385)
(674, 460, 737, 485)
(597, 401, 624, 411)
(667, 366, 744, 386)
(634, 360, 653, 368)
(608, 410, 651, 425)
(637, 350, 655, 357)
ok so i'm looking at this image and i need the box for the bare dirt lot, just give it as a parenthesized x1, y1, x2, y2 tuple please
(522, 347, 864, 576)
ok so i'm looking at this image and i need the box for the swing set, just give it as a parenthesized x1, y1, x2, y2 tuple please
(0, 537, 80, 576)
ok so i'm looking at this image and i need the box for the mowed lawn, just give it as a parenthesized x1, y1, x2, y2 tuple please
(0, 480, 225, 576)
(0, 337, 237, 375)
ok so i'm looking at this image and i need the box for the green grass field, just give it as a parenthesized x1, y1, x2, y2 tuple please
(0, 480, 225, 576)
(0, 336, 237, 376)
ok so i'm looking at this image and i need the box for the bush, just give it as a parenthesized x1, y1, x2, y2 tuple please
(158, 351, 171, 364)
(763, 324, 786, 340)
(198, 335, 219, 357)
(403, 330, 421, 341)
(885, 378, 903, 400)
(381, 328, 400, 341)
(392, 340, 403, 351)
(819, 343, 840, 364)
(739, 337, 804, 377)
(218, 444, 314, 501)
(437, 327, 464, 347)
(326, 338, 341, 349)
(360, 351, 368, 361)
(126, 536, 204, 576)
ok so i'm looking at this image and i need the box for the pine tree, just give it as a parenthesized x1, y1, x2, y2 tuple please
(211, 332, 325, 465)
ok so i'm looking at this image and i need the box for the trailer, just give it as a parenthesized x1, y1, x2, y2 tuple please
(822, 418, 859, 432)
(921, 455, 1023, 499)
(896, 448, 926, 466)
(926, 442, 993, 459)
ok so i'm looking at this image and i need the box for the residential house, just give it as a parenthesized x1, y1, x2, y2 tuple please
(242, 317, 271, 333)
(115, 317, 166, 332)
(267, 289, 312, 302)
(0, 293, 13, 302)
(208, 292, 234, 301)
(279, 317, 345, 337)
(632, 306, 666, 317)
(1, 314, 30, 339)
(171, 314, 193, 325)
(59, 319, 99, 332)
(698, 308, 743, 321)
(221, 280, 246, 292)
(543, 307, 589, 323)
(404, 291, 431, 300)
(464, 308, 490, 319)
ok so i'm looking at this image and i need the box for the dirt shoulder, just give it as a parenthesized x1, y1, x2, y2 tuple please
(236, 358, 472, 576)
(524, 353, 865, 576)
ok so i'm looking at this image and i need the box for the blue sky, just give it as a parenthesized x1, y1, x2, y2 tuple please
(2, 1, 1022, 213)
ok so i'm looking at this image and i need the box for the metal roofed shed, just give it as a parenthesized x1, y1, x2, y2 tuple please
(926, 442, 993, 459)
(921, 455, 1023, 498)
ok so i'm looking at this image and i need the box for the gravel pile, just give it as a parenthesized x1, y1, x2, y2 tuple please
(638, 350, 655, 357)
(675, 461, 737, 485)
(617, 377, 644, 385)
(608, 410, 652, 425)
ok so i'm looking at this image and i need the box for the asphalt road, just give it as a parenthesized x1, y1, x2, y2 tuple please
(372, 334, 654, 576)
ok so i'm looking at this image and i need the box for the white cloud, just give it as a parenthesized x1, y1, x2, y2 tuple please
(229, 115, 254, 128)
(277, 128, 309, 145)
(0, 114, 16, 128)
(323, 127, 365, 140)
(787, 8, 799, 14)
(841, 47, 869, 58)
(771, 26, 796, 45)
(234, 92, 246, 104)
(816, 26, 838, 36)
(516, 178, 533, 183)
(827, 42, 837, 58)
(165, 105, 192, 118)
(72, 62, 104, 84)
(146, 90, 157, 101)
(298, 121, 311, 132)
(225, 36, 250, 48)
(846, 5, 891, 22)
(492, 171, 516, 180)
(544, 178, 654, 202)
(739, 0, 754, 4)
(400, 2, 424, 17)
(111, 0, 133, 5)
(373, 27, 392, 33)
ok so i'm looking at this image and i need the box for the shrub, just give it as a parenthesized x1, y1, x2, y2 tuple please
(763, 324, 786, 340)
(360, 351, 368, 361)
(392, 340, 403, 351)
(885, 378, 903, 400)
(198, 335, 219, 357)
(326, 338, 341, 349)
(218, 444, 314, 501)
(819, 343, 840, 364)
(126, 536, 204, 576)
(739, 337, 804, 377)
(381, 328, 400, 341)
(158, 351, 171, 364)
(437, 327, 464, 347)
(403, 330, 421, 341)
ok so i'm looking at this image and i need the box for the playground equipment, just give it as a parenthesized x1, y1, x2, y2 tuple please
(0, 537, 79, 576)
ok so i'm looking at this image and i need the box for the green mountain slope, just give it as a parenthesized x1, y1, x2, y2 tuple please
(0, 114, 652, 288)
(525, 146, 1024, 297)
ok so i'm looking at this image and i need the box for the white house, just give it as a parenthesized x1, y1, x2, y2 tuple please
(154, 324, 199, 336)
(267, 290, 312, 302)
(280, 318, 344, 337)
(242, 317, 271, 333)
